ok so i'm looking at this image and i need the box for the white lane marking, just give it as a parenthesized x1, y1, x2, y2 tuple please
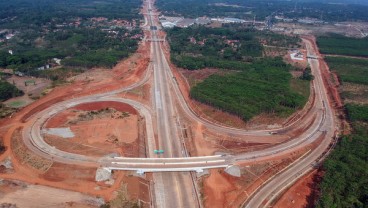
(110, 160, 226, 166)
(155, 90, 162, 109)
(110, 155, 224, 161)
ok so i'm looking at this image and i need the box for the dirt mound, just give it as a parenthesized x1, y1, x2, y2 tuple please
(73, 101, 137, 115)
(11, 128, 53, 172)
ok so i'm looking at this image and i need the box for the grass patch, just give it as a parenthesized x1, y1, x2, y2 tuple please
(340, 83, 368, 104)
(7, 100, 26, 108)
(290, 78, 310, 99)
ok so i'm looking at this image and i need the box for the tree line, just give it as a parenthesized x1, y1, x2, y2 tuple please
(157, 0, 368, 22)
(317, 35, 368, 57)
(317, 103, 368, 207)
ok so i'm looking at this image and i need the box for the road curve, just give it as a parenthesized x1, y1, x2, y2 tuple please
(17, 0, 338, 207)
(243, 38, 337, 207)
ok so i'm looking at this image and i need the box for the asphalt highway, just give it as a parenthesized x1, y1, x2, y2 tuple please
(19, 0, 338, 207)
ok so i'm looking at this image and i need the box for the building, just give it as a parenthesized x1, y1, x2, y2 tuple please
(211, 17, 246, 24)
(161, 21, 176, 28)
(5, 34, 15, 40)
(176, 19, 196, 28)
(195, 17, 211, 25)
(223, 18, 246, 23)
(290, 50, 304, 61)
(53, 58, 62, 65)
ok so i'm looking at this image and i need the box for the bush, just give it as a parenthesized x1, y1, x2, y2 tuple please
(0, 81, 23, 101)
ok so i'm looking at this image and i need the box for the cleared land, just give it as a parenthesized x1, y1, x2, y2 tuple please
(0, 179, 103, 208)
(44, 101, 140, 157)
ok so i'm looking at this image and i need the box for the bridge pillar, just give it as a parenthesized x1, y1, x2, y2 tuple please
(195, 169, 204, 173)
(136, 170, 145, 175)
(196, 169, 210, 178)
(95, 167, 112, 181)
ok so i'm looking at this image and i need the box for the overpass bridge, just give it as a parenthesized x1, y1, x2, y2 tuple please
(101, 155, 233, 174)
(307, 55, 320, 59)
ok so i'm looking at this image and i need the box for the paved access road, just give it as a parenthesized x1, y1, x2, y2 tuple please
(20, 0, 338, 207)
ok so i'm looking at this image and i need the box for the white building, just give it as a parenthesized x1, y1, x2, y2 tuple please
(161, 21, 176, 28)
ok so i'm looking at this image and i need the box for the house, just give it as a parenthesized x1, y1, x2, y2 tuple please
(189, 37, 196, 44)
(290, 50, 304, 61)
(53, 58, 62, 65)
(5, 34, 15, 40)
(14, 71, 24, 77)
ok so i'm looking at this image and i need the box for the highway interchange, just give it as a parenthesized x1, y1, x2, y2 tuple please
(20, 0, 339, 207)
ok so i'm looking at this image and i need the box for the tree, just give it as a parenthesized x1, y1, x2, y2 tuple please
(300, 67, 314, 81)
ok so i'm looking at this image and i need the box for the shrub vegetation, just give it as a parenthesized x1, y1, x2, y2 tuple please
(0, 81, 23, 101)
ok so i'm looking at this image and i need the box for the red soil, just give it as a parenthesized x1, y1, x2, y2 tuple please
(201, 145, 312, 208)
(273, 170, 323, 208)
(0, 39, 151, 204)
(45, 110, 77, 128)
(73, 101, 137, 114)
(203, 170, 236, 208)
(302, 36, 343, 109)
(44, 101, 140, 157)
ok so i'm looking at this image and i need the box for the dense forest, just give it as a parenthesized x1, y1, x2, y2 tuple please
(317, 35, 368, 207)
(0, 28, 140, 71)
(346, 104, 368, 122)
(0, 0, 142, 78)
(190, 58, 308, 121)
(0, 0, 141, 25)
(157, 0, 368, 22)
(317, 104, 368, 207)
(167, 25, 299, 70)
(317, 35, 368, 57)
(325, 57, 368, 85)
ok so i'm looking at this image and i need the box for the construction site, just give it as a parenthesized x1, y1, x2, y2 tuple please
(0, 0, 347, 207)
